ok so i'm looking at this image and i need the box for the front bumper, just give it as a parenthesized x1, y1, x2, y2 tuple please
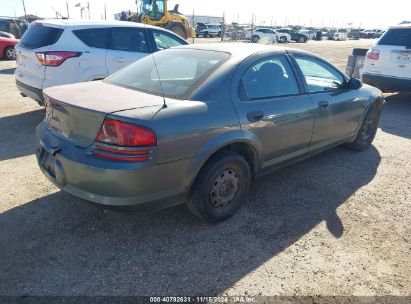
(36, 123, 191, 209)
(362, 73, 411, 93)
(16, 79, 44, 105)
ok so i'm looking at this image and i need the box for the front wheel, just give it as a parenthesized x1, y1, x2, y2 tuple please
(186, 151, 251, 223)
(279, 36, 287, 43)
(346, 106, 381, 151)
(252, 35, 259, 43)
(4, 46, 16, 60)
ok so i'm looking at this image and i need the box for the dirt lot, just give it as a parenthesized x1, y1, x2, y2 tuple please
(0, 39, 410, 297)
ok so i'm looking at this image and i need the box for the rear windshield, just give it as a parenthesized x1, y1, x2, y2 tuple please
(105, 49, 230, 99)
(379, 28, 411, 47)
(20, 24, 63, 49)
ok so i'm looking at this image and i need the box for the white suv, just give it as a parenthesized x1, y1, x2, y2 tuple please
(362, 24, 411, 93)
(15, 20, 188, 105)
(246, 28, 291, 44)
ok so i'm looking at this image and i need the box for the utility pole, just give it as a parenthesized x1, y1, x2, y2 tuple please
(192, 10, 195, 44)
(66, 2, 70, 18)
(104, 4, 107, 20)
(21, 0, 28, 23)
(221, 12, 225, 42)
(87, 2, 90, 19)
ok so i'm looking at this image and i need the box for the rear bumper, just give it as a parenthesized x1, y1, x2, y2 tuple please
(362, 73, 411, 93)
(16, 79, 44, 104)
(36, 122, 191, 209)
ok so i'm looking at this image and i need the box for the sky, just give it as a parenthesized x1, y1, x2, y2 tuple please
(1, 0, 409, 29)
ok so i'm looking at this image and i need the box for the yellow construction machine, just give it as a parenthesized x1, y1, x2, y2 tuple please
(129, 0, 195, 39)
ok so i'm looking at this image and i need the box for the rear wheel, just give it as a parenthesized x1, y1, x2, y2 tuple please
(346, 106, 381, 151)
(4, 46, 16, 60)
(252, 35, 259, 43)
(298, 36, 306, 43)
(170, 25, 186, 39)
(186, 151, 251, 223)
(204, 31, 209, 38)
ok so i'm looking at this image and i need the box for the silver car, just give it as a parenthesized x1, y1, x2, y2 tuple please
(36, 43, 384, 223)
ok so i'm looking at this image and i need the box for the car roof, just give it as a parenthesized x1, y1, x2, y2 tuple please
(388, 24, 411, 29)
(173, 42, 314, 60)
(31, 19, 159, 30)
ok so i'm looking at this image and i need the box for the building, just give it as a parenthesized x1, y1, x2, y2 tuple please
(186, 15, 224, 26)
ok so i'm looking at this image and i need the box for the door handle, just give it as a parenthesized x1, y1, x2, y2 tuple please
(247, 111, 264, 122)
(115, 57, 127, 62)
(318, 101, 329, 108)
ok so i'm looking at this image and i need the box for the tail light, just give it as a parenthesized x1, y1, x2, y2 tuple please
(93, 119, 156, 162)
(36, 51, 81, 66)
(367, 49, 380, 60)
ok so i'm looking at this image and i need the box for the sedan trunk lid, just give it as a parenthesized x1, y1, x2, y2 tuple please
(43, 81, 165, 148)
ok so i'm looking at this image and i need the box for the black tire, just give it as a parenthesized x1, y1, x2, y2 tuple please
(346, 106, 381, 151)
(4, 46, 16, 60)
(170, 25, 186, 39)
(204, 31, 209, 38)
(279, 36, 287, 43)
(218, 31, 222, 37)
(252, 35, 259, 43)
(186, 150, 251, 223)
(298, 36, 306, 43)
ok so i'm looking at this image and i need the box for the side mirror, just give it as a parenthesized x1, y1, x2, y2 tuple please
(349, 78, 362, 90)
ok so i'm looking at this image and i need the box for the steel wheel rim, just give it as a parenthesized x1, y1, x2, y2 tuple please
(361, 117, 375, 141)
(7, 48, 16, 59)
(210, 168, 240, 210)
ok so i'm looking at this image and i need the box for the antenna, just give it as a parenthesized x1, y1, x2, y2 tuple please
(146, 25, 167, 108)
(50, 6, 64, 19)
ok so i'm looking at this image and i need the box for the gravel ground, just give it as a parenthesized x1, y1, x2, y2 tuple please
(0, 39, 410, 297)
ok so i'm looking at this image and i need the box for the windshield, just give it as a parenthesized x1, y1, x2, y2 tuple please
(105, 49, 230, 99)
(20, 24, 63, 49)
(379, 28, 411, 47)
(140, 0, 165, 20)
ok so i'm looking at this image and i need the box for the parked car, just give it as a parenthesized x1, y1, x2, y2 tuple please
(360, 29, 380, 39)
(196, 23, 222, 38)
(0, 17, 27, 38)
(333, 30, 348, 41)
(246, 28, 291, 43)
(362, 24, 411, 93)
(37, 43, 384, 223)
(299, 29, 316, 40)
(0, 31, 15, 39)
(15, 20, 188, 105)
(0, 36, 19, 60)
(277, 28, 308, 43)
(225, 28, 246, 40)
(347, 29, 361, 40)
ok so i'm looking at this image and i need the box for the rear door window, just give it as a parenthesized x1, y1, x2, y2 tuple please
(19, 24, 63, 49)
(73, 28, 110, 49)
(378, 28, 411, 47)
(239, 56, 300, 100)
(110, 27, 149, 53)
(0, 20, 8, 31)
